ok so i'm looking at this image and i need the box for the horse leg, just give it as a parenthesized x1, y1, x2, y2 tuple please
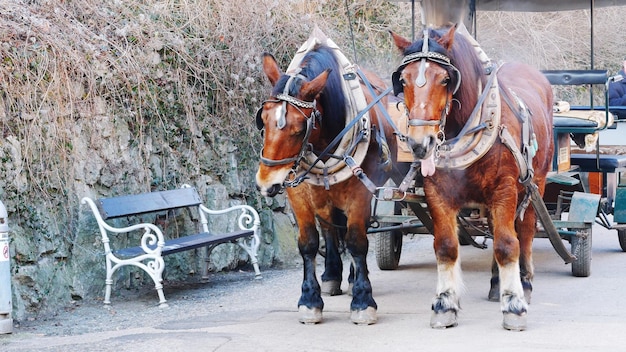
(429, 202, 463, 329)
(491, 195, 528, 331)
(297, 223, 325, 324)
(487, 218, 500, 302)
(348, 262, 355, 295)
(320, 209, 345, 296)
(345, 218, 377, 325)
(516, 205, 537, 304)
(489, 209, 535, 304)
(489, 257, 500, 301)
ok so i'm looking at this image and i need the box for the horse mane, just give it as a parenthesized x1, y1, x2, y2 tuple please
(403, 27, 485, 136)
(270, 44, 346, 137)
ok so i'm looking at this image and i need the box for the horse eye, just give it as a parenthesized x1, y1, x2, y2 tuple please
(294, 126, 306, 136)
(442, 77, 450, 86)
(400, 78, 406, 86)
(294, 120, 309, 136)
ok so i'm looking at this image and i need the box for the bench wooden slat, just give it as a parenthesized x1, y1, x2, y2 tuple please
(97, 188, 202, 219)
(114, 230, 254, 257)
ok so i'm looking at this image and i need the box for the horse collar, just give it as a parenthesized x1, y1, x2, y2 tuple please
(435, 69, 502, 170)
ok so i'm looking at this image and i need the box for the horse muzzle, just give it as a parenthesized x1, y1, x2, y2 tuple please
(256, 183, 283, 197)
(407, 134, 436, 160)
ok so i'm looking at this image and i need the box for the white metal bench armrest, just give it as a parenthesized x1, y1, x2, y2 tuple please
(197, 203, 262, 275)
(81, 197, 166, 255)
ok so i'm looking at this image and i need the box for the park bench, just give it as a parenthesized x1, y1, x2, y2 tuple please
(81, 186, 261, 307)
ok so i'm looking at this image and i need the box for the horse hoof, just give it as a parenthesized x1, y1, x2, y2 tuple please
(430, 311, 458, 329)
(321, 280, 342, 296)
(298, 306, 322, 324)
(488, 287, 499, 302)
(502, 312, 527, 331)
(351, 306, 377, 325)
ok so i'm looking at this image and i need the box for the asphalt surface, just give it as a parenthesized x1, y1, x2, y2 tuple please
(2, 220, 626, 351)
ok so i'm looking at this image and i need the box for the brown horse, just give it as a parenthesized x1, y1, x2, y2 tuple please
(255, 40, 397, 324)
(390, 25, 553, 330)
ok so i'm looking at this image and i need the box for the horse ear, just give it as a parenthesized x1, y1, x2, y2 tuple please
(262, 53, 282, 87)
(389, 30, 412, 53)
(437, 24, 458, 52)
(301, 69, 330, 101)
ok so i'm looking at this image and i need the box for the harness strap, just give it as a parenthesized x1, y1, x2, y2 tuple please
(442, 65, 498, 147)
(288, 86, 393, 187)
(498, 125, 531, 187)
(435, 67, 501, 170)
(501, 124, 576, 264)
(285, 27, 372, 188)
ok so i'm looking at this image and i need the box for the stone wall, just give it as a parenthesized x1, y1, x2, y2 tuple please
(1, 107, 300, 320)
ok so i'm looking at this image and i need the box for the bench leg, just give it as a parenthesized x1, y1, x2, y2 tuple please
(237, 240, 262, 279)
(103, 257, 114, 306)
(104, 278, 113, 306)
(145, 258, 168, 308)
(103, 255, 168, 308)
(253, 263, 261, 278)
(154, 282, 169, 308)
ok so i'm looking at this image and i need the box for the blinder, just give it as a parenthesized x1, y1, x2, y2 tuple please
(255, 106, 264, 130)
(391, 70, 404, 96)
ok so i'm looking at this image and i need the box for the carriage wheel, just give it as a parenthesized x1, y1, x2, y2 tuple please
(375, 225, 403, 270)
(571, 230, 592, 277)
(618, 229, 626, 252)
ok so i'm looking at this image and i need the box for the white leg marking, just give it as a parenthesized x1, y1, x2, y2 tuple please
(436, 256, 464, 296)
(499, 260, 528, 312)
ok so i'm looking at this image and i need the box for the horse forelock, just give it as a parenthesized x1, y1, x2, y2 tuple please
(271, 75, 302, 97)
(404, 36, 446, 58)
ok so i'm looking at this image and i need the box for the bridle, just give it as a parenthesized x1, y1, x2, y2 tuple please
(256, 92, 318, 168)
(391, 30, 461, 131)
(255, 71, 321, 179)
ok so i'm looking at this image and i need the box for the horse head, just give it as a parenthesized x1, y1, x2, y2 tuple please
(390, 25, 462, 176)
(255, 53, 328, 197)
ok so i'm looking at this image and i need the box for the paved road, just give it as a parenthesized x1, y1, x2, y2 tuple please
(2, 221, 626, 351)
